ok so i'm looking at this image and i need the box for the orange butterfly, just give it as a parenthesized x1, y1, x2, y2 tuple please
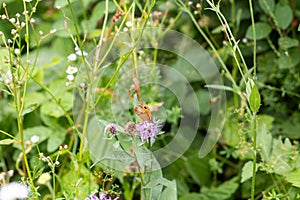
(134, 102, 152, 122)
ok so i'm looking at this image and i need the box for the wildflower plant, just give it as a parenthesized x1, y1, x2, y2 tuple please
(0, 0, 299, 199)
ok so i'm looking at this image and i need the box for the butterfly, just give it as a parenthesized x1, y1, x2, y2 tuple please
(134, 102, 152, 122)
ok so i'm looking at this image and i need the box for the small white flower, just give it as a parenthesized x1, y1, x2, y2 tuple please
(9, 18, 16, 23)
(75, 50, 88, 57)
(2, 70, 12, 84)
(55, 5, 61, 9)
(66, 74, 74, 81)
(21, 22, 25, 27)
(14, 48, 20, 55)
(30, 135, 40, 143)
(11, 29, 17, 35)
(63, 144, 68, 149)
(188, 1, 193, 6)
(55, 161, 60, 165)
(125, 21, 132, 27)
(66, 66, 78, 75)
(0, 182, 29, 200)
(1, 15, 6, 19)
(123, 27, 129, 32)
(39, 30, 43, 35)
(30, 18, 35, 23)
(7, 39, 12, 44)
(67, 53, 77, 61)
(50, 29, 56, 34)
(196, 3, 201, 8)
(15, 13, 20, 18)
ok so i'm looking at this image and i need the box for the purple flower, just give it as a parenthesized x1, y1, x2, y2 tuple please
(99, 192, 111, 200)
(104, 124, 117, 136)
(137, 121, 159, 143)
(85, 194, 99, 200)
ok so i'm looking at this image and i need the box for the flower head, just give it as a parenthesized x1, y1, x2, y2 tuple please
(67, 53, 77, 62)
(66, 66, 78, 75)
(124, 121, 136, 136)
(30, 135, 40, 143)
(104, 124, 117, 136)
(137, 121, 159, 143)
(0, 182, 30, 200)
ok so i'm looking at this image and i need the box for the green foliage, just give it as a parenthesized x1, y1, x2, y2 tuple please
(0, 0, 299, 199)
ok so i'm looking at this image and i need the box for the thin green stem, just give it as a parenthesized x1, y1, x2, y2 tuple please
(248, 0, 257, 77)
(251, 113, 257, 200)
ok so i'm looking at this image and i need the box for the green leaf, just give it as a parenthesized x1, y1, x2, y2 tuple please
(278, 48, 300, 69)
(202, 177, 239, 200)
(184, 154, 211, 186)
(241, 161, 256, 182)
(258, 0, 275, 14)
(0, 139, 15, 145)
(47, 130, 66, 152)
(285, 169, 300, 188)
(184, 89, 211, 116)
(22, 92, 46, 115)
(275, 3, 293, 29)
(14, 126, 52, 149)
(54, 0, 77, 8)
(256, 115, 274, 161)
(246, 22, 272, 40)
(160, 180, 177, 200)
(248, 83, 261, 113)
(269, 138, 294, 175)
(179, 193, 209, 200)
(278, 37, 299, 50)
(41, 90, 73, 118)
(89, 1, 116, 30)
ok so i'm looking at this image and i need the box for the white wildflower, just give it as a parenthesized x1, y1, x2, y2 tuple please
(67, 53, 77, 62)
(30, 135, 40, 143)
(125, 21, 132, 27)
(9, 18, 16, 23)
(66, 74, 74, 81)
(14, 48, 20, 55)
(75, 50, 88, 57)
(66, 66, 78, 75)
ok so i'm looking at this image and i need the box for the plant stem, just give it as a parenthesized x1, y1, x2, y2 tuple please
(251, 113, 257, 200)
(248, 0, 256, 77)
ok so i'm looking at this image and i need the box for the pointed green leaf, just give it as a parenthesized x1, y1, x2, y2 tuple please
(249, 84, 261, 113)
(0, 139, 15, 145)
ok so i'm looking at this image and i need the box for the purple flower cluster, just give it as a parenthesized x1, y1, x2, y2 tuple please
(85, 192, 120, 200)
(137, 121, 159, 143)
